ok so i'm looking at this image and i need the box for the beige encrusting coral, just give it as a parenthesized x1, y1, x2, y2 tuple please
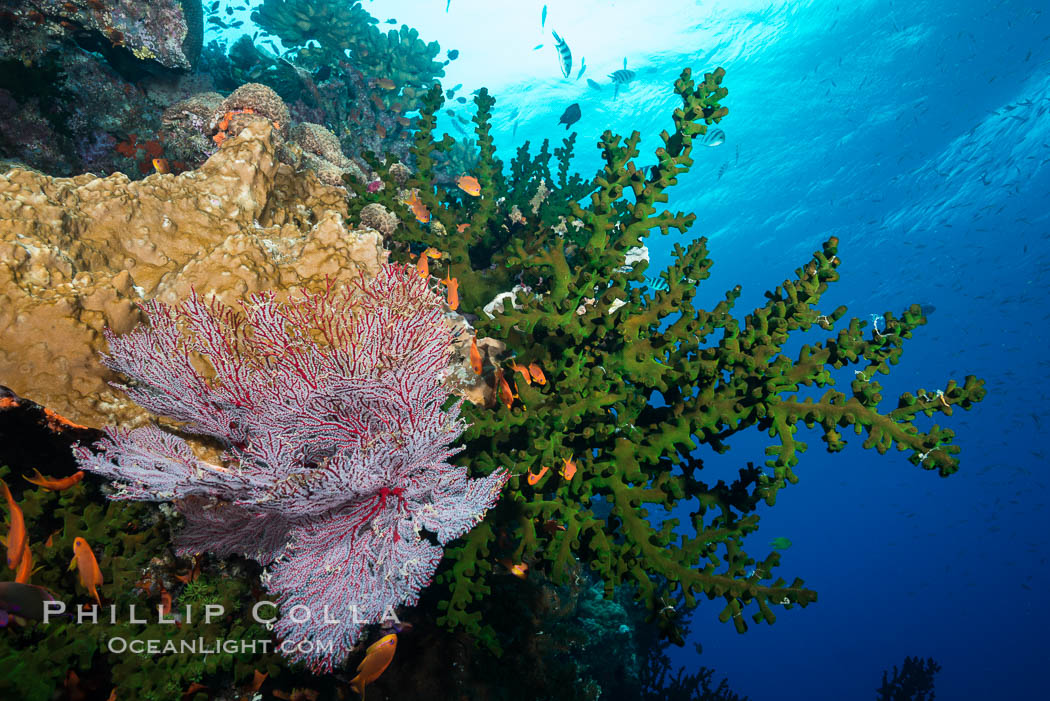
(0, 122, 386, 429)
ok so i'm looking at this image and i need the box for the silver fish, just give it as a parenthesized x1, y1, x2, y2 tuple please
(552, 31, 572, 79)
(576, 57, 586, 80)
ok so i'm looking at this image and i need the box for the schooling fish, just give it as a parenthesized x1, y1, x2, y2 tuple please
(551, 31, 572, 78)
(770, 537, 792, 550)
(541, 5, 547, 29)
(447, 49, 459, 60)
(701, 128, 725, 147)
(558, 103, 581, 129)
(526, 466, 549, 486)
(446, 0, 451, 12)
(350, 633, 397, 699)
(527, 363, 546, 385)
(586, 78, 602, 91)
(23, 469, 84, 491)
(457, 174, 481, 196)
(442, 273, 459, 310)
(0, 479, 26, 571)
(469, 337, 483, 375)
(533, 43, 544, 50)
(609, 68, 636, 97)
(644, 275, 669, 292)
(69, 537, 103, 606)
(576, 58, 586, 80)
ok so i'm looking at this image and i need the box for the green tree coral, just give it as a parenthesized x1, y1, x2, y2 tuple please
(350, 67, 985, 652)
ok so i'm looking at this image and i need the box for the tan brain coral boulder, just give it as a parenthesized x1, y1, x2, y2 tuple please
(0, 121, 386, 429)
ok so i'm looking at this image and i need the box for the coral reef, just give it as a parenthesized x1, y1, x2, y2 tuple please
(0, 0, 202, 71)
(344, 68, 987, 649)
(0, 123, 386, 430)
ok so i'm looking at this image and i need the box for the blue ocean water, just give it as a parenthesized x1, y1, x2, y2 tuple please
(206, 1, 1049, 698)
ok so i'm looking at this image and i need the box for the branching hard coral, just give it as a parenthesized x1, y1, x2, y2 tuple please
(345, 67, 986, 651)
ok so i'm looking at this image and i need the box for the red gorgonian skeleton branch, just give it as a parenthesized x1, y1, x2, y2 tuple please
(73, 264, 508, 671)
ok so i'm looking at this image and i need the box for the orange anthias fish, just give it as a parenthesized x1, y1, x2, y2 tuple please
(510, 361, 531, 385)
(24, 469, 84, 491)
(527, 363, 547, 385)
(152, 158, 169, 174)
(375, 78, 396, 90)
(350, 633, 397, 699)
(456, 175, 481, 196)
(69, 537, 103, 606)
(495, 368, 515, 409)
(499, 559, 528, 579)
(405, 192, 431, 224)
(456, 223, 469, 233)
(415, 253, 429, 278)
(526, 465, 549, 486)
(0, 478, 27, 571)
(15, 540, 32, 584)
(469, 337, 483, 375)
(560, 457, 577, 481)
(441, 272, 459, 310)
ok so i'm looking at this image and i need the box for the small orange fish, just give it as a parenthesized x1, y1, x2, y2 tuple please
(377, 123, 387, 139)
(375, 78, 396, 90)
(69, 537, 103, 606)
(213, 132, 226, 146)
(526, 465, 549, 486)
(456, 175, 481, 196)
(422, 247, 443, 259)
(24, 469, 84, 491)
(528, 363, 547, 385)
(456, 223, 469, 233)
(15, 541, 32, 584)
(152, 158, 169, 174)
(0, 478, 27, 571)
(500, 559, 528, 579)
(511, 362, 531, 385)
(174, 555, 202, 584)
(416, 253, 429, 278)
(495, 369, 515, 409)
(560, 457, 577, 481)
(442, 273, 459, 310)
(405, 193, 430, 224)
(469, 337, 483, 375)
(350, 633, 397, 699)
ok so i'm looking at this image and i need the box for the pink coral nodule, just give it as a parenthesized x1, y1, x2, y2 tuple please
(72, 264, 508, 671)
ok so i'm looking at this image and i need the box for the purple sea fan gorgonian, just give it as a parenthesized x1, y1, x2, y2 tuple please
(73, 264, 509, 671)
